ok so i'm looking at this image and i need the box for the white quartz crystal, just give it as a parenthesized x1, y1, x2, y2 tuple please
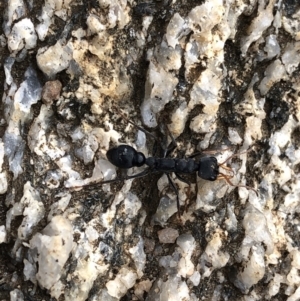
(202, 230, 230, 277)
(37, 41, 73, 77)
(3, 66, 41, 178)
(129, 238, 146, 277)
(29, 215, 73, 289)
(236, 245, 265, 293)
(3, 0, 26, 36)
(106, 267, 138, 299)
(166, 13, 187, 49)
(6, 182, 44, 241)
(240, 0, 276, 55)
(36, 0, 73, 40)
(177, 234, 196, 278)
(7, 18, 37, 52)
(141, 61, 179, 127)
(242, 204, 274, 255)
(258, 59, 288, 95)
(10, 289, 24, 301)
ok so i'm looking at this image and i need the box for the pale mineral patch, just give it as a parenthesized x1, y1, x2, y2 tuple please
(47, 192, 71, 220)
(17, 184, 44, 241)
(189, 271, 201, 286)
(235, 245, 265, 293)
(196, 179, 227, 213)
(152, 196, 178, 226)
(3, 56, 14, 85)
(201, 230, 230, 277)
(36, 0, 73, 40)
(282, 41, 300, 75)
(10, 289, 24, 301)
(23, 258, 36, 284)
(241, 204, 274, 255)
(29, 215, 73, 289)
(129, 238, 146, 278)
(228, 127, 243, 145)
(50, 280, 65, 300)
(65, 256, 109, 301)
(86, 14, 106, 35)
(134, 280, 153, 300)
(7, 18, 37, 52)
(3, 0, 26, 36)
(141, 61, 179, 127)
(166, 13, 187, 49)
(288, 287, 300, 301)
(224, 204, 238, 232)
(268, 273, 284, 298)
(124, 192, 142, 220)
(3, 66, 42, 178)
(6, 182, 44, 242)
(36, 41, 73, 77)
(168, 101, 189, 138)
(106, 267, 138, 299)
(0, 225, 7, 243)
(263, 34, 280, 60)
(177, 234, 196, 278)
(91, 289, 118, 301)
(148, 275, 190, 301)
(240, 0, 276, 55)
(0, 139, 7, 194)
(190, 114, 217, 134)
(189, 69, 221, 116)
(258, 59, 288, 95)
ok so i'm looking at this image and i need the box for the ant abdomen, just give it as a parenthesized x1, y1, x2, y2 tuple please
(106, 145, 145, 169)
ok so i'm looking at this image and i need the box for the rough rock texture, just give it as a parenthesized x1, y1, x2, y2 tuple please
(0, 0, 300, 300)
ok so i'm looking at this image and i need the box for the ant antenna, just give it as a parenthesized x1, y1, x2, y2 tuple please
(218, 145, 254, 166)
(217, 171, 258, 196)
(217, 145, 258, 196)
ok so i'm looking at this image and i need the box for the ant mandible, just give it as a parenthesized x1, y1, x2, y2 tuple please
(73, 108, 258, 215)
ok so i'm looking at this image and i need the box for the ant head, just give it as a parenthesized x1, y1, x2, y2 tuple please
(107, 145, 145, 169)
(198, 157, 219, 181)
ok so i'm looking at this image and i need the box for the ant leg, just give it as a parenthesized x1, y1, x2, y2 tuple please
(113, 106, 162, 157)
(175, 173, 190, 185)
(160, 124, 177, 157)
(125, 168, 152, 180)
(112, 106, 159, 143)
(70, 168, 151, 189)
(166, 173, 181, 216)
(175, 173, 191, 213)
(151, 140, 159, 157)
(166, 138, 177, 157)
(185, 185, 191, 213)
(218, 146, 254, 165)
(188, 152, 203, 159)
(188, 147, 234, 159)
(202, 146, 234, 155)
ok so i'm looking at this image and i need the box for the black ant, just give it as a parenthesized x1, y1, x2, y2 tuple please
(72, 109, 258, 214)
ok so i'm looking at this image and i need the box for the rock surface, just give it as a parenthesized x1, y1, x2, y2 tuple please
(0, 0, 300, 300)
